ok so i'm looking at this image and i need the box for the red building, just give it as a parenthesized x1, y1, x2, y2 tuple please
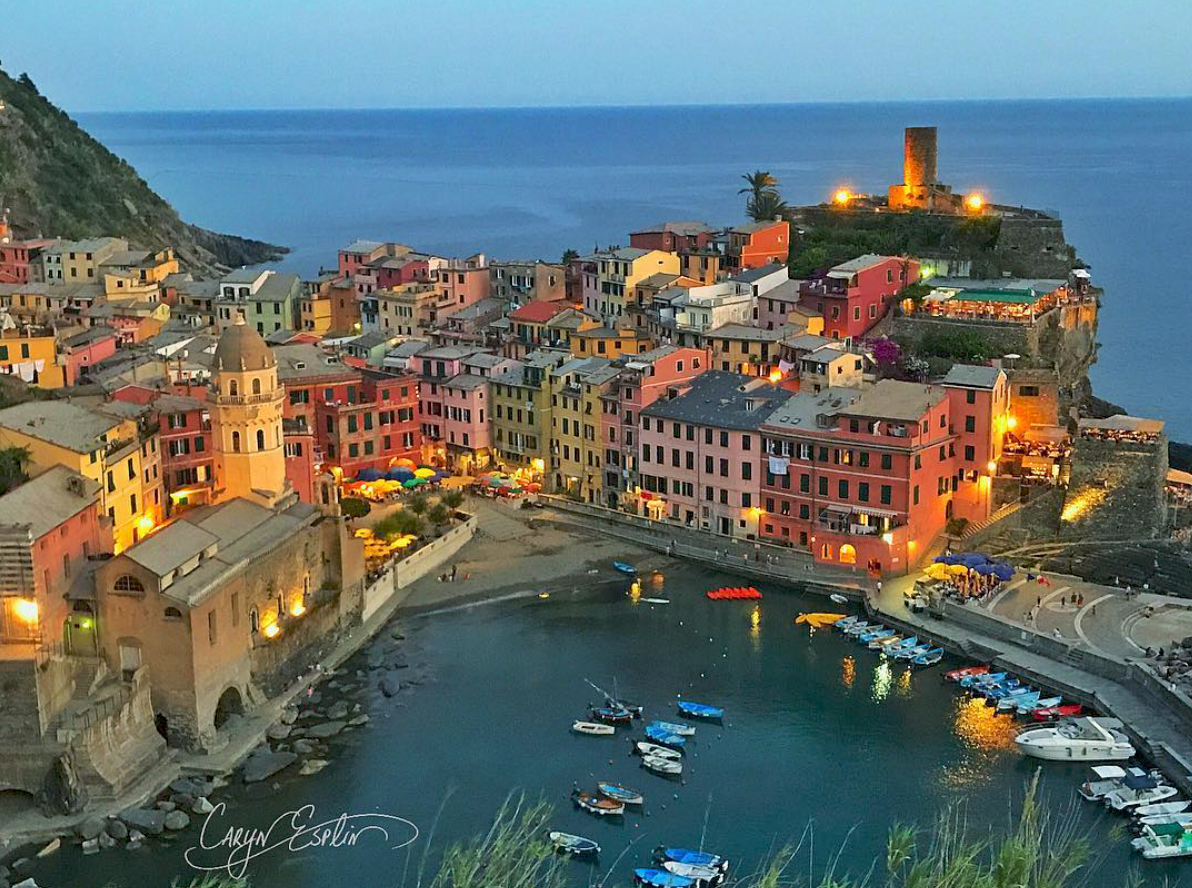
(111, 386, 214, 511)
(0, 237, 56, 285)
(801, 255, 919, 342)
(61, 327, 118, 383)
(723, 220, 790, 272)
(629, 221, 718, 254)
(314, 371, 420, 478)
(758, 371, 1004, 576)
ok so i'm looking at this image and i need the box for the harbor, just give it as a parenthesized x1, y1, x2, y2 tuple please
(28, 556, 1173, 887)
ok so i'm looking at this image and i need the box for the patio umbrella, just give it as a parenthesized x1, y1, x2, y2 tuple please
(440, 476, 474, 488)
(486, 476, 504, 487)
(959, 552, 992, 566)
(933, 553, 961, 565)
(991, 563, 1016, 581)
(355, 467, 383, 482)
(972, 563, 997, 576)
(948, 564, 971, 576)
(924, 563, 951, 581)
(414, 468, 436, 479)
(402, 478, 422, 489)
(391, 458, 417, 469)
(386, 467, 415, 481)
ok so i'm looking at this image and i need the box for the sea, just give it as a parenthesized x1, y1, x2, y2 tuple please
(30, 564, 1175, 887)
(76, 99, 1192, 438)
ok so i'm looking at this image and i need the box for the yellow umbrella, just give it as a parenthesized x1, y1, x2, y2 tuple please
(441, 476, 474, 488)
(948, 563, 971, 576)
(924, 563, 951, 581)
(414, 468, 436, 479)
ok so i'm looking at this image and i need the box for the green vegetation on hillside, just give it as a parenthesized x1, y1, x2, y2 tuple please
(790, 209, 1002, 277)
(0, 66, 284, 271)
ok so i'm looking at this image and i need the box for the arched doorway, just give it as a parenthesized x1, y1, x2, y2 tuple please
(64, 602, 98, 656)
(839, 544, 857, 565)
(154, 712, 169, 741)
(0, 789, 39, 824)
(213, 686, 244, 730)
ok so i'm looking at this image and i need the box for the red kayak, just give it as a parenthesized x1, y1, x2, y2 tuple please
(945, 665, 989, 683)
(1032, 703, 1083, 721)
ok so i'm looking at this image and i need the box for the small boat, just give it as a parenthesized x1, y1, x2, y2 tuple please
(592, 706, 634, 724)
(1032, 703, 1083, 721)
(795, 612, 846, 629)
(834, 615, 860, 629)
(1079, 766, 1135, 800)
(1106, 775, 1179, 812)
(844, 620, 873, 637)
(912, 648, 944, 667)
(614, 561, 637, 575)
(946, 665, 990, 682)
(572, 720, 615, 736)
(597, 781, 644, 805)
(572, 789, 625, 816)
(634, 868, 694, 887)
(995, 688, 1038, 711)
(548, 831, 601, 856)
(961, 670, 1007, 688)
(869, 634, 905, 651)
(1134, 800, 1191, 819)
(650, 720, 696, 737)
(829, 593, 849, 605)
(645, 725, 687, 747)
(641, 755, 683, 776)
(642, 597, 670, 604)
(1018, 695, 1061, 715)
(656, 848, 729, 873)
(1016, 717, 1135, 761)
(892, 644, 930, 661)
(1132, 825, 1192, 858)
(676, 700, 724, 720)
(884, 636, 919, 654)
(634, 741, 682, 760)
(1136, 812, 1192, 829)
(857, 626, 892, 643)
(981, 679, 1023, 700)
(664, 861, 724, 885)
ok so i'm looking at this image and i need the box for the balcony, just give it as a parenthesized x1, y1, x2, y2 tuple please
(816, 504, 900, 536)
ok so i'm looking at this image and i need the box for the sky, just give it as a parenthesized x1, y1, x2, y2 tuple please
(6, 0, 1192, 111)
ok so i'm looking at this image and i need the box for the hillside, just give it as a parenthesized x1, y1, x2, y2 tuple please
(0, 67, 285, 272)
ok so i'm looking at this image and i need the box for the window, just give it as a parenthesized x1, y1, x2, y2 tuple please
(252, 377, 262, 395)
(880, 485, 892, 505)
(966, 390, 976, 404)
(164, 607, 183, 621)
(720, 431, 729, 447)
(1019, 385, 1040, 397)
(257, 430, 266, 450)
(741, 462, 752, 481)
(232, 431, 241, 452)
(818, 476, 828, 496)
(965, 416, 975, 432)
(114, 575, 145, 593)
(838, 479, 849, 499)
(964, 445, 975, 461)
(208, 610, 218, 645)
(881, 453, 892, 471)
(858, 482, 869, 501)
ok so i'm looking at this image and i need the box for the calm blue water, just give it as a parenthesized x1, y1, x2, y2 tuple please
(32, 565, 1175, 887)
(77, 101, 1192, 438)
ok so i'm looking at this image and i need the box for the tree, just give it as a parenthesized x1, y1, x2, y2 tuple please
(560, 249, 578, 264)
(406, 493, 428, 516)
(440, 489, 465, 510)
(738, 169, 779, 203)
(375, 510, 424, 539)
(341, 496, 370, 519)
(747, 190, 788, 222)
(427, 503, 450, 527)
(0, 446, 30, 496)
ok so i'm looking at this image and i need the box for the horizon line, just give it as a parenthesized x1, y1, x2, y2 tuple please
(73, 92, 1192, 116)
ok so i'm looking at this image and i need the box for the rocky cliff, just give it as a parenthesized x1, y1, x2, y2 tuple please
(0, 67, 285, 272)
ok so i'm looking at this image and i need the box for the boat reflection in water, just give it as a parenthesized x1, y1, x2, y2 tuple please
(841, 655, 856, 688)
(749, 606, 762, 650)
(872, 658, 893, 701)
(896, 666, 913, 698)
(629, 579, 642, 605)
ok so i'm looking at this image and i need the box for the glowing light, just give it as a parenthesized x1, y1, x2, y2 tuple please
(750, 606, 761, 630)
(768, 369, 783, 384)
(832, 189, 852, 206)
(1006, 415, 1018, 431)
(263, 623, 280, 639)
(137, 514, 156, 534)
(13, 598, 39, 624)
(987, 461, 998, 474)
(881, 532, 894, 545)
(952, 695, 1018, 752)
(290, 600, 307, 617)
(1061, 487, 1108, 523)
(531, 458, 546, 472)
(841, 655, 855, 688)
(965, 193, 985, 212)
(872, 659, 892, 701)
(896, 668, 913, 697)
(79, 618, 93, 630)
(628, 580, 641, 605)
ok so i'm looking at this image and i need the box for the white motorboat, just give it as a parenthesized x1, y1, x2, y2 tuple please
(1134, 799, 1191, 819)
(1132, 825, 1192, 858)
(664, 861, 724, 885)
(573, 720, 615, 736)
(1136, 812, 1192, 829)
(1105, 776, 1178, 812)
(1014, 717, 1135, 761)
(1078, 765, 1133, 801)
(641, 755, 682, 776)
(634, 741, 682, 760)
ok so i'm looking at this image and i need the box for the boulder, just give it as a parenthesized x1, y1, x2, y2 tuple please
(170, 793, 196, 811)
(267, 724, 293, 741)
(40, 750, 88, 815)
(242, 751, 297, 783)
(293, 739, 317, 755)
(366, 650, 385, 670)
(75, 816, 105, 841)
(105, 819, 128, 841)
(120, 808, 166, 836)
(13, 879, 38, 888)
(280, 707, 298, 725)
(155, 800, 177, 813)
(192, 796, 215, 816)
(306, 720, 346, 739)
(379, 675, 402, 697)
(81, 838, 100, 856)
(325, 702, 349, 721)
(348, 714, 370, 727)
(169, 777, 207, 797)
(128, 829, 145, 843)
(298, 759, 329, 777)
(97, 831, 116, 849)
(164, 810, 191, 831)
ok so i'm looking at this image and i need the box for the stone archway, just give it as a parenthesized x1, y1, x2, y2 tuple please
(213, 686, 245, 730)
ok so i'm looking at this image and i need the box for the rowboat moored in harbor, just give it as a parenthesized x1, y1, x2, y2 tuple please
(572, 720, 615, 736)
(597, 781, 644, 805)
(641, 755, 683, 776)
(548, 831, 601, 856)
(676, 700, 724, 720)
(634, 740, 683, 760)
(572, 789, 625, 816)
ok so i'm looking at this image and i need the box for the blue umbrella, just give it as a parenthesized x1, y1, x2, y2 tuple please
(991, 563, 1016, 581)
(957, 552, 991, 567)
(355, 467, 383, 482)
(972, 563, 997, 576)
(387, 467, 414, 481)
(934, 553, 962, 565)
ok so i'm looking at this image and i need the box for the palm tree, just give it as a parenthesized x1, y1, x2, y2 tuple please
(739, 169, 779, 203)
(747, 190, 788, 222)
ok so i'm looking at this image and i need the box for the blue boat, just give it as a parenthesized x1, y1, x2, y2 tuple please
(614, 561, 637, 575)
(982, 679, 1022, 700)
(635, 868, 694, 887)
(591, 706, 633, 724)
(960, 670, 1006, 688)
(676, 700, 724, 720)
(657, 848, 728, 872)
(892, 643, 930, 661)
(911, 647, 944, 667)
(645, 724, 687, 747)
(597, 781, 644, 805)
(858, 626, 892, 643)
(650, 720, 695, 737)
(885, 636, 919, 654)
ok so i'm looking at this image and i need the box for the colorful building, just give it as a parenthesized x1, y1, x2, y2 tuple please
(0, 237, 57, 285)
(801, 255, 919, 342)
(490, 351, 566, 477)
(580, 248, 681, 325)
(570, 325, 652, 360)
(489, 260, 565, 305)
(721, 220, 790, 273)
(215, 269, 302, 336)
(628, 221, 718, 254)
(0, 326, 69, 387)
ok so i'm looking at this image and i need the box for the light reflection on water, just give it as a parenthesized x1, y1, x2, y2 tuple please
(872, 658, 893, 701)
(895, 664, 914, 698)
(940, 695, 1023, 789)
(841, 655, 856, 688)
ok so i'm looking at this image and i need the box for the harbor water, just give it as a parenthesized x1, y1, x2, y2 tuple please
(31, 562, 1177, 886)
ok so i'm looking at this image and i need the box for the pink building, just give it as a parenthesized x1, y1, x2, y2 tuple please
(801, 255, 919, 342)
(431, 256, 490, 320)
(441, 374, 490, 472)
(636, 371, 792, 537)
(415, 346, 476, 463)
(61, 327, 118, 383)
(0, 238, 56, 285)
(599, 346, 711, 508)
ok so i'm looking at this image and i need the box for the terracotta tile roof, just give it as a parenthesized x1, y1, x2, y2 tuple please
(508, 300, 570, 323)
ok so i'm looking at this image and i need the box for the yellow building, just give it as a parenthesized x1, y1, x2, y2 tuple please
(209, 316, 290, 508)
(547, 357, 613, 498)
(42, 237, 129, 283)
(298, 291, 333, 335)
(702, 324, 789, 378)
(0, 328, 69, 388)
(570, 325, 652, 360)
(490, 351, 563, 474)
(0, 400, 164, 553)
(582, 248, 681, 325)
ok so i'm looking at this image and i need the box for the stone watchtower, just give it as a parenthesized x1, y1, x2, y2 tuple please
(210, 313, 291, 507)
(888, 126, 959, 211)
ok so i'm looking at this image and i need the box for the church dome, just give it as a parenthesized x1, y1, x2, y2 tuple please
(213, 313, 276, 372)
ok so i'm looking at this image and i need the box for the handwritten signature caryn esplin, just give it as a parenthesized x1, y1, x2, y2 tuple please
(184, 802, 420, 879)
